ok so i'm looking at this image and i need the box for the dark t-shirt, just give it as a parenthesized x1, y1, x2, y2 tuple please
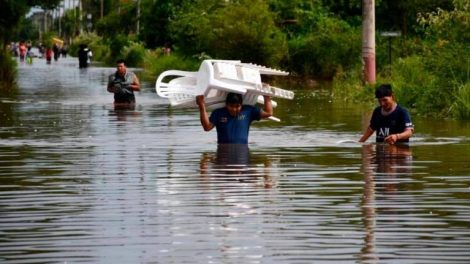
(209, 105, 261, 144)
(370, 105, 413, 142)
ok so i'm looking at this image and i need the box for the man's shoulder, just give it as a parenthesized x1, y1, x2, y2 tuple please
(125, 71, 136, 77)
(242, 104, 260, 112)
(396, 104, 409, 112)
(213, 107, 227, 115)
(395, 105, 411, 116)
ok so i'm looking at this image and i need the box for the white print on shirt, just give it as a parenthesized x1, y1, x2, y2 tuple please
(238, 114, 246, 120)
(378, 127, 390, 137)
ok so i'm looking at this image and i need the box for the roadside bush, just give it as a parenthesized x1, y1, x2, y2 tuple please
(0, 50, 17, 93)
(121, 42, 146, 67)
(389, 56, 442, 115)
(142, 50, 199, 81)
(331, 64, 375, 105)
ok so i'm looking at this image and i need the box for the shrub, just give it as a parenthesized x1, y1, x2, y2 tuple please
(331, 65, 375, 105)
(142, 50, 199, 81)
(0, 49, 17, 93)
(121, 42, 146, 67)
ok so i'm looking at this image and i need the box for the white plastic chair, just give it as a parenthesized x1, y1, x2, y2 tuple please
(155, 60, 294, 115)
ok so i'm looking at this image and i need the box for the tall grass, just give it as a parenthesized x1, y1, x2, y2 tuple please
(452, 80, 470, 119)
(0, 50, 17, 94)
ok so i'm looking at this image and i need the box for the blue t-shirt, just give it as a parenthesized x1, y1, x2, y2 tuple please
(209, 105, 261, 144)
(370, 104, 414, 142)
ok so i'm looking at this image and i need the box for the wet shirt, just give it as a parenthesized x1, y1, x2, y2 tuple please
(209, 105, 261, 144)
(370, 104, 413, 142)
(108, 71, 136, 104)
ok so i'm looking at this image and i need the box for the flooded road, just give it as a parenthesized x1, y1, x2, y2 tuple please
(1, 56, 470, 263)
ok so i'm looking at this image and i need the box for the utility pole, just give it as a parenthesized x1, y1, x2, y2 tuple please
(79, 0, 83, 34)
(362, 0, 376, 84)
(136, 0, 141, 33)
(100, 0, 103, 19)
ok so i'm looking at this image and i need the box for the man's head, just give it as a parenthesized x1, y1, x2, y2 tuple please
(225, 93, 243, 117)
(116, 59, 126, 75)
(375, 84, 396, 112)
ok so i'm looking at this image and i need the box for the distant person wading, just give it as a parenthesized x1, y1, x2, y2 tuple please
(78, 44, 92, 68)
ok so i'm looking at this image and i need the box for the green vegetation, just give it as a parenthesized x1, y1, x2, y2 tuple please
(142, 51, 200, 80)
(333, 0, 469, 118)
(1, 0, 469, 119)
(0, 50, 17, 93)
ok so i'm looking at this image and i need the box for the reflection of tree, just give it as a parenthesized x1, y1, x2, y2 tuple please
(199, 145, 277, 188)
(360, 144, 413, 263)
(110, 104, 139, 122)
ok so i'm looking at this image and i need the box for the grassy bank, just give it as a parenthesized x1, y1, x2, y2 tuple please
(0, 50, 17, 94)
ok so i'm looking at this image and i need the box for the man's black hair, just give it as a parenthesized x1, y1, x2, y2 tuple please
(375, 84, 393, 99)
(226, 92, 243, 105)
(116, 59, 126, 64)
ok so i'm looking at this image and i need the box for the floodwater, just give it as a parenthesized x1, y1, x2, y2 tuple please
(1, 56, 469, 264)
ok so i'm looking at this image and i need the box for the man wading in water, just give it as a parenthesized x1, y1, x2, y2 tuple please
(196, 93, 273, 144)
(359, 84, 414, 144)
(107, 59, 140, 108)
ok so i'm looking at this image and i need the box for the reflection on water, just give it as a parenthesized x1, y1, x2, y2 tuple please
(361, 144, 413, 263)
(0, 57, 470, 263)
(200, 144, 277, 188)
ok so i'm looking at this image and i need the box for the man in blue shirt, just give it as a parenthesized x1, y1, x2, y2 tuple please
(359, 84, 414, 144)
(196, 93, 273, 144)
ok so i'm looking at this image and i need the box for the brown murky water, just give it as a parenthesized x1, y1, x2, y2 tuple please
(0, 56, 469, 263)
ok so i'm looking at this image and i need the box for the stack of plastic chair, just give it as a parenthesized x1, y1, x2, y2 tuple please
(155, 60, 294, 121)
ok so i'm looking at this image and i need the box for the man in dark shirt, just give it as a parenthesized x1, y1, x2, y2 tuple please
(78, 44, 90, 68)
(196, 93, 273, 144)
(359, 84, 414, 144)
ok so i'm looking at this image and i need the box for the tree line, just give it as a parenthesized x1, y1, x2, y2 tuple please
(1, 0, 469, 118)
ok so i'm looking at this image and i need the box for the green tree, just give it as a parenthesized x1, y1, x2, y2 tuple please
(0, 0, 30, 46)
(170, 0, 287, 66)
(288, 16, 361, 78)
(139, 0, 184, 48)
(95, 1, 136, 37)
(376, 0, 453, 35)
(268, 0, 326, 38)
(169, 0, 224, 56)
